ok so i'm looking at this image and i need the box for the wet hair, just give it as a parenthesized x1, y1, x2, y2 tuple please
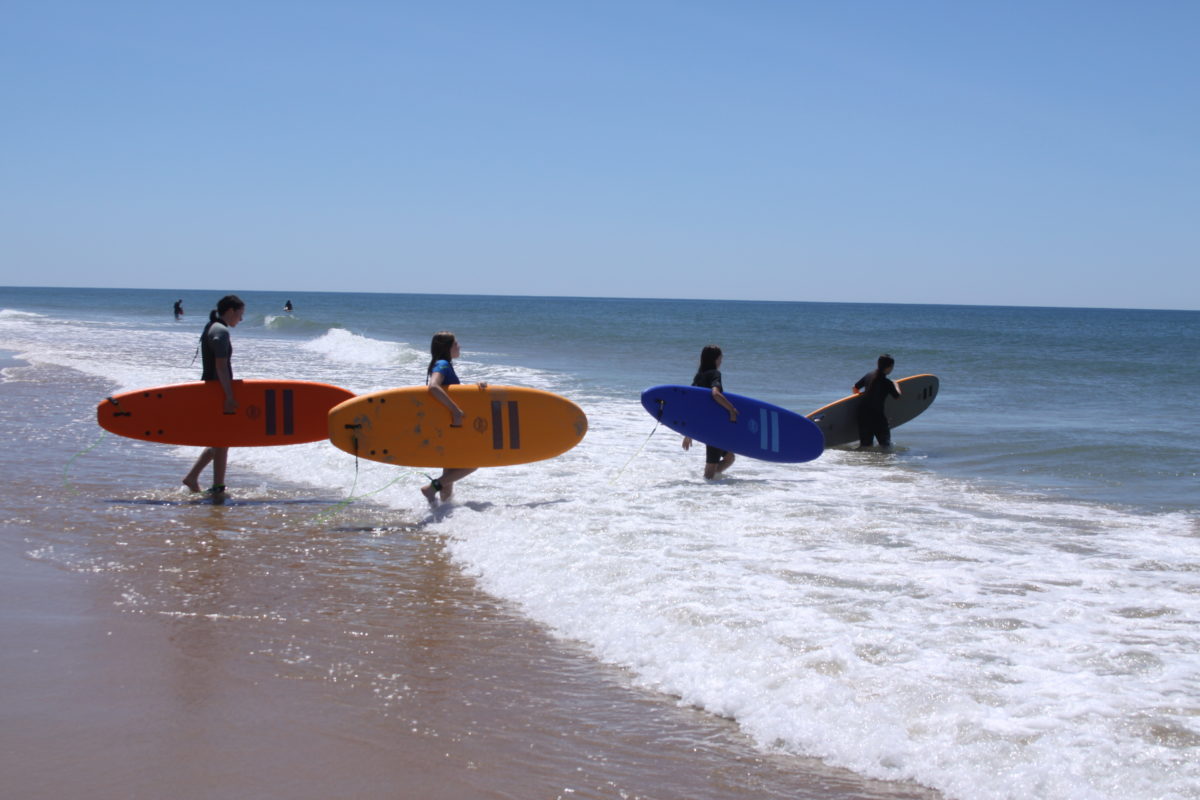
(209, 294, 245, 323)
(201, 294, 244, 341)
(694, 344, 722, 382)
(865, 354, 895, 393)
(427, 331, 457, 376)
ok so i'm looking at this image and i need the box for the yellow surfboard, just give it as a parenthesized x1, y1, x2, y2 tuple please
(327, 385, 588, 468)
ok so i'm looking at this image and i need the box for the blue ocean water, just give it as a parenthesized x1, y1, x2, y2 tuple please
(11, 286, 1192, 509)
(2, 285, 1198, 800)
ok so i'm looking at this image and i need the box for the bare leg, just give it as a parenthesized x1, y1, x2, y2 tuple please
(421, 468, 478, 504)
(704, 452, 735, 480)
(182, 447, 215, 492)
(437, 468, 476, 501)
(182, 447, 229, 493)
(209, 448, 229, 493)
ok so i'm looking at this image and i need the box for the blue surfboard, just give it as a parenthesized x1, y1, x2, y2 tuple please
(640, 385, 824, 463)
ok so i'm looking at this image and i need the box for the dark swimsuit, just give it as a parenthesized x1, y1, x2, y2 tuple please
(693, 368, 728, 464)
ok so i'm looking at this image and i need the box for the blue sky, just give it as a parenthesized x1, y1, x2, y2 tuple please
(2, 1, 1197, 309)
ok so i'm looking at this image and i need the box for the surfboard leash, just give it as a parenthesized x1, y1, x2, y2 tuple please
(310, 424, 428, 524)
(311, 470, 409, 524)
(62, 429, 109, 495)
(310, 468, 438, 524)
(311, 426, 367, 522)
(609, 398, 665, 484)
(609, 421, 661, 484)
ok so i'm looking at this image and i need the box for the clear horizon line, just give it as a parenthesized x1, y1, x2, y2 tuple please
(1, 283, 1196, 314)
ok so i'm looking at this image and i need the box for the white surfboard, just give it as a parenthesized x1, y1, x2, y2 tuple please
(806, 374, 939, 448)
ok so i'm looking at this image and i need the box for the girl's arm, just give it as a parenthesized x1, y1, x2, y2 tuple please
(712, 386, 738, 422)
(215, 357, 237, 414)
(428, 371, 465, 427)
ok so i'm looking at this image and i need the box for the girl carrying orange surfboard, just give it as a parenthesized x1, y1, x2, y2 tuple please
(181, 294, 245, 495)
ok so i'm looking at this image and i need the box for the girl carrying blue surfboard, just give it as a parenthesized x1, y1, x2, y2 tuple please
(681, 345, 739, 479)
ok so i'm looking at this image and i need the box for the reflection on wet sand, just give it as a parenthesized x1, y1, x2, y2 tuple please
(2, 366, 939, 800)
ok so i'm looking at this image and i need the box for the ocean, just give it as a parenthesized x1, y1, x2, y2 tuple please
(1, 285, 1197, 800)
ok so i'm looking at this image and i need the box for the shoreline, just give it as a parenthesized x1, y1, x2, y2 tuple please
(0, 358, 942, 799)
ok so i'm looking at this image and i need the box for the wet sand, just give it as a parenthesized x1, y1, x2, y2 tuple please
(0, 359, 941, 800)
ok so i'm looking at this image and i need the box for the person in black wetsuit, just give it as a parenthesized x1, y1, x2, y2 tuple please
(173, 299, 183, 320)
(853, 354, 901, 447)
(182, 294, 245, 495)
(681, 344, 739, 479)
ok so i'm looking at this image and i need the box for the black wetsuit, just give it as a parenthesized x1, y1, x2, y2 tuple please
(693, 368, 727, 464)
(200, 320, 233, 381)
(854, 370, 900, 447)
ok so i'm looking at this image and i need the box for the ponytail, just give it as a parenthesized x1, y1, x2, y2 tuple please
(202, 294, 244, 340)
(201, 310, 219, 341)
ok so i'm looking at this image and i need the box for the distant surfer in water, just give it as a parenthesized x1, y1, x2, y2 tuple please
(173, 299, 183, 320)
(283, 300, 293, 312)
(421, 331, 487, 505)
(681, 344, 738, 479)
(182, 294, 246, 495)
(853, 353, 901, 447)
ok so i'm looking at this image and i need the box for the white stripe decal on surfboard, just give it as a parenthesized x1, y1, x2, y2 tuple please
(758, 409, 781, 453)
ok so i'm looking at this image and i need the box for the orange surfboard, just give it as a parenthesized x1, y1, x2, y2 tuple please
(98, 380, 356, 447)
(327, 385, 588, 468)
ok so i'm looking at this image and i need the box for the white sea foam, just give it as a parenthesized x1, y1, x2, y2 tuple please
(0, 311, 201, 390)
(0, 308, 46, 319)
(422, 414, 1200, 800)
(262, 313, 337, 336)
(7, 305, 1200, 800)
(300, 328, 411, 366)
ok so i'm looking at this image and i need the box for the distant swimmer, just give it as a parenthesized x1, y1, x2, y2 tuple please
(681, 344, 738, 479)
(853, 353, 901, 448)
(173, 299, 183, 320)
(283, 300, 293, 312)
(182, 294, 245, 496)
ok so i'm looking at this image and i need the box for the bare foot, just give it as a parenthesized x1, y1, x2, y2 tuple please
(182, 477, 201, 492)
(420, 483, 439, 507)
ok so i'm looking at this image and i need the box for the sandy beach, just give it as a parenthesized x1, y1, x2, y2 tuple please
(0, 357, 940, 799)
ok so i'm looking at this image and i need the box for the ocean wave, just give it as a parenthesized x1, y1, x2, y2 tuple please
(0, 308, 47, 319)
(13, 288, 1200, 800)
(378, 400, 1200, 800)
(263, 314, 339, 335)
(300, 328, 418, 367)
